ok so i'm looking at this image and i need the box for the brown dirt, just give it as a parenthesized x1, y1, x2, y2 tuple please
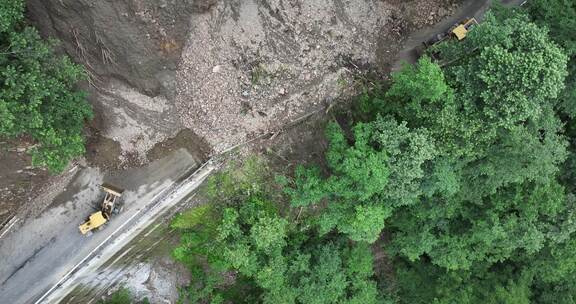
(250, 110, 331, 169)
(0, 138, 50, 224)
(147, 129, 212, 164)
(85, 134, 122, 170)
(175, 0, 461, 154)
(372, 232, 397, 294)
(406, 0, 463, 28)
(26, 0, 196, 96)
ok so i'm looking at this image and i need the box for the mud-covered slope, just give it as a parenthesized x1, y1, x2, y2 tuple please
(26, 0, 214, 96)
(24, 0, 457, 161)
(25, 0, 217, 166)
(175, 0, 459, 152)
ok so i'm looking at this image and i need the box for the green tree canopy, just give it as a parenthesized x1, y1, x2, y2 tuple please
(384, 5, 576, 303)
(0, 0, 92, 173)
(172, 4, 576, 304)
(385, 9, 572, 272)
(284, 117, 435, 243)
(172, 162, 382, 304)
(526, 0, 576, 57)
(526, 0, 576, 123)
(428, 10, 568, 157)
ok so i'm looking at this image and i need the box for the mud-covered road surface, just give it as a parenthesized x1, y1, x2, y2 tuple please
(0, 149, 203, 304)
(41, 161, 214, 304)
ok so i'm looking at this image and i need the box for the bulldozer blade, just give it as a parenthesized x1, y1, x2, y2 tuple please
(101, 183, 124, 197)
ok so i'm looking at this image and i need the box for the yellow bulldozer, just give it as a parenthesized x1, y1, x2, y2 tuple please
(416, 17, 479, 62)
(79, 183, 124, 235)
(450, 17, 478, 41)
(424, 17, 478, 47)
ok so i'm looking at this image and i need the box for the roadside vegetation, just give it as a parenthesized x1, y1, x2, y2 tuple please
(0, 0, 92, 173)
(172, 159, 384, 303)
(171, 3, 576, 304)
(97, 288, 149, 304)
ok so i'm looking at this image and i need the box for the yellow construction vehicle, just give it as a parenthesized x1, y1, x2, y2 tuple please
(451, 18, 478, 41)
(416, 17, 479, 61)
(79, 183, 124, 235)
(423, 17, 478, 47)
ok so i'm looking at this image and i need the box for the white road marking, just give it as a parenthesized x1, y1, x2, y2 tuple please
(33, 176, 180, 304)
(35, 162, 215, 304)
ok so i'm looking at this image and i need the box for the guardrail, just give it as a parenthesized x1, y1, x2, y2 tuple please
(0, 216, 19, 240)
(34, 162, 215, 304)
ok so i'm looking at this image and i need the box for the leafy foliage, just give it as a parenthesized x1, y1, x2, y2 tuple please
(172, 4, 576, 304)
(526, 0, 576, 57)
(0, 0, 23, 33)
(395, 260, 534, 304)
(382, 6, 576, 303)
(0, 0, 92, 173)
(172, 161, 381, 304)
(385, 56, 450, 121)
(282, 117, 434, 243)
(284, 5, 575, 303)
(97, 288, 149, 304)
(391, 181, 569, 270)
(526, 0, 576, 124)
(427, 10, 568, 157)
(281, 165, 325, 208)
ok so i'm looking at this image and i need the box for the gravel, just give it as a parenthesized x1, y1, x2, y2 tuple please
(175, 0, 395, 153)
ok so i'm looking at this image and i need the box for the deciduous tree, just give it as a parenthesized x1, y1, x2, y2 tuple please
(0, 0, 92, 173)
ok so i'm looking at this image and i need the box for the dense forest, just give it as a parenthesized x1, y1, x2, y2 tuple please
(171, 1, 576, 303)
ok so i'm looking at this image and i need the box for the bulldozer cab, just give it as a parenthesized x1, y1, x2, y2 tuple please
(452, 18, 478, 40)
(78, 183, 124, 235)
(101, 183, 124, 217)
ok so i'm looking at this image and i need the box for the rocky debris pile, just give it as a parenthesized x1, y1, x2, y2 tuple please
(25, 0, 215, 166)
(409, 0, 460, 27)
(23, 0, 459, 165)
(175, 0, 393, 153)
(97, 81, 182, 164)
(174, 0, 461, 153)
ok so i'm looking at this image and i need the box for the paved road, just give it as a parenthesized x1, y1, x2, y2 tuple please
(43, 161, 215, 304)
(0, 149, 200, 304)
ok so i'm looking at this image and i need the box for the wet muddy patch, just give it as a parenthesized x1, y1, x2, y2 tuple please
(147, 129, 212, 164)
(86, 134, 122, 170)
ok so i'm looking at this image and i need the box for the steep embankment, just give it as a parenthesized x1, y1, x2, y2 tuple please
(25, 0, 459, 162)
(26, 0, 214, 166)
